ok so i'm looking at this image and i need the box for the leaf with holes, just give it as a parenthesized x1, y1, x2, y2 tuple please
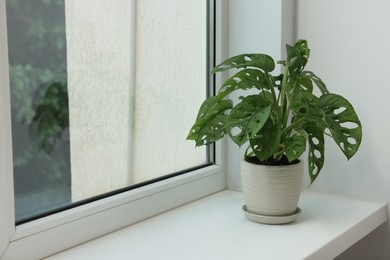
(286, 76, 313, 99)
(272, 74, 284, 90)
(289, 92, 325, 129)
(211, 54, 275, 73)
(187, 96, 232, 146)
(226, 95, 272, 147)
(306, 126, 325, 184)
(285, 130, 307, 162)
(295, 39, 310, 60)
(300, 71, 329, 94)
(217, 69, 271, 98)
(286, 40, 310, 78)
(319, 94, 362, 159)
(250, 118, 281, 161)
(190, 115, 229, 146)
(295, 75, 313, 93)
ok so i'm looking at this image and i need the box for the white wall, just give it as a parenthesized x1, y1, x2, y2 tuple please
(296, 1, 390, 258)
(297, 0, 390, 207)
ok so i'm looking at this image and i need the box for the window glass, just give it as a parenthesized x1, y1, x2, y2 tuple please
(7, 0, 211, 223)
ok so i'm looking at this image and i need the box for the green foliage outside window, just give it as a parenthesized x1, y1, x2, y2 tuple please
(7, 0, 71, 220)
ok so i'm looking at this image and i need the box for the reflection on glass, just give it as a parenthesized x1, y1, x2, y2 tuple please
(6, 0, 70, 221)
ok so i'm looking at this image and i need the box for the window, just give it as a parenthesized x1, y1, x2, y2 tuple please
(7, 0, 212, 224)
(0, 1, 227, 259)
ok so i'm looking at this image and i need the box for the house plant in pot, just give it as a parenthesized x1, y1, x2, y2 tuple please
(187, 39, 362, 224)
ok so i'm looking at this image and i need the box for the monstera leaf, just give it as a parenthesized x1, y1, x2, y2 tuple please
(285, 129, 307, 162)
(187, 96, 232, 146)
(291, 75, 314, 94)
(249, 117, 281, 161)
(226, 95, 272, 147)
(217, 69, 271, 98)
(319, 94, 362, 159)
(289, 92, 325, 126)
(286, 40, 310, 78)
(305, 125, 325, 184)
(300, 71, 329, 95)
(212, 53, 275, 73)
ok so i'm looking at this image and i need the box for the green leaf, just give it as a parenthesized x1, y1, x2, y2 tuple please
(319, 94, 362, 159)
(300, 71, 329, 94)
(30, 81, 69, 154)
(212, 54, 275, 73)
(226, 95, 272, 146)
(289, 92, 325, 128)
(286, 76, 314, 99)
(249, 117, 281, 161)
(36, 110, 61, 154)
(187, 96, 233, 146)
(294, 39, 310, 60)
(295, 76, 313, 93)
(306, 126, 325, 184)
(272, 74, 284, 90)
(190, 114, 229, 146)
(217, 69, 271, 98)
(285, 130, 307, 162)
(286, 40, 310, 78)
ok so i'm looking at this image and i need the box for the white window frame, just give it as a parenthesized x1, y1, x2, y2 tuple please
(0, 1, 228, 259)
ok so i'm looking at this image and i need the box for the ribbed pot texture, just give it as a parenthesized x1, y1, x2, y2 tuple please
(241, 158, 304, 216)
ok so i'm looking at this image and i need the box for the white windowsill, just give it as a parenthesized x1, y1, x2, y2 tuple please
(46, 190, 388, 260)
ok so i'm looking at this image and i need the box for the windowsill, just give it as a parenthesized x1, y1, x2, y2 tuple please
(46, 190, 388, 260)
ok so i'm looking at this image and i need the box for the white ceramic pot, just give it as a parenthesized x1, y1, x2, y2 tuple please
(241, 158, 304, 216)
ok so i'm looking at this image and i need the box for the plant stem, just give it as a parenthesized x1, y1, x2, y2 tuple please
(280, 64, 289, 130)
(267, 74, 280, 120)
(280, 117, 305, 136)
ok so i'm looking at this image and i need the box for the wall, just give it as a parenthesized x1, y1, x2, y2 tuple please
(296, 0, 390, 258)
(296, 0, 390, 210)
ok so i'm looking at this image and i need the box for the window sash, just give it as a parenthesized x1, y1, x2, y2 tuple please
(0, 0, 228, 259)
(0, 0, 15, 257)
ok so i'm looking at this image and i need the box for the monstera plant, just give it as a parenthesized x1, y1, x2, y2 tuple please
(187, 39, 362, 185)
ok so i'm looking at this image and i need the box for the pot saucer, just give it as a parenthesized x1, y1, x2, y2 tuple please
(241, 205, 301, 224)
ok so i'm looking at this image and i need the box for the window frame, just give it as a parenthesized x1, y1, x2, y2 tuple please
(0, 0, 228, 259)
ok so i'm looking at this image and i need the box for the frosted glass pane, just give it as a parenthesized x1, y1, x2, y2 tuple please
(65, 0, 133, 202)
(132, 0, 208, 183)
